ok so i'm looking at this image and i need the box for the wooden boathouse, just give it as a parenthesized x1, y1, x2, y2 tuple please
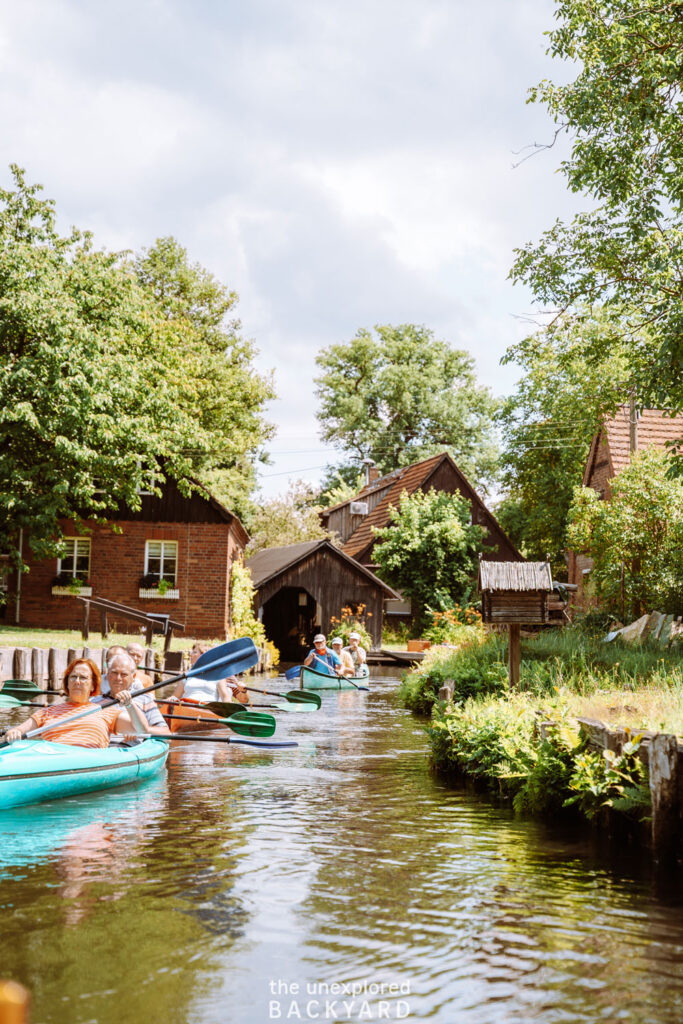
(245, 540, 399, 661)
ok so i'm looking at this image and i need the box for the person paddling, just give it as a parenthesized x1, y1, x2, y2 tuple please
(330, 637, 355, 677)
(303, 634, 342, 677)
(3, 658, 149, 747)
(95, 653, 170, 739)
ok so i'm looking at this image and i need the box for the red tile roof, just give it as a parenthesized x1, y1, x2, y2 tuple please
(605, 407, 683, 473)
(341, 454, 448, 559)
(584, 407, 683, 485)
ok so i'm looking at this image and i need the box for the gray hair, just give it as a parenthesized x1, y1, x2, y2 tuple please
(107, 653, 136, 674)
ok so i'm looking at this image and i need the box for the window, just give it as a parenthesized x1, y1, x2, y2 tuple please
(58, 539, 91, 580)
(144, 540, 177, 583)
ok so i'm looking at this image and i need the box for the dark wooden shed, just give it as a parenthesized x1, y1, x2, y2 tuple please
(478, 560, 553, 687)
(246, 540, 399, 660)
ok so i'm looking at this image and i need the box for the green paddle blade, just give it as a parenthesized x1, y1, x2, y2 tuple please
(228, 710, 277, 737)
(224, 700, 317, 715)
(288, 689, 322, 708)
(163, 709, 276, 737)
(0, 694, 24, 708)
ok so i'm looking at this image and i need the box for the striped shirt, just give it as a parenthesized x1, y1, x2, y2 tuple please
(30, 701, 121, 748)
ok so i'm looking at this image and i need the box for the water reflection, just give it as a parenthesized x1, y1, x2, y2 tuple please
(2, 676, 683, 1024)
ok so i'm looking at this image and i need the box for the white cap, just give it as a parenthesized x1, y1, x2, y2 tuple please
(349, 631, 361, 640)
(313, 634, 326, 643)
(330, 637, 343, 646)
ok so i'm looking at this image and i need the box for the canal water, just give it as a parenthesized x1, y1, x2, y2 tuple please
(2, 673, 683, 1024)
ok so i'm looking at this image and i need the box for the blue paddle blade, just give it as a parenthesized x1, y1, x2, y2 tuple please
(187, 638, 259, 681)
(284, 665, 301, 680)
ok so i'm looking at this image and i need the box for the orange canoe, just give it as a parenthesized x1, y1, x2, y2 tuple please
(157, 698, 226, 733)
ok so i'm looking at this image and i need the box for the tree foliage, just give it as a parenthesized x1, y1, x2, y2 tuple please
(497, 308, 634, 570)
(372, 489, 484, 627)
(511, 1, 683, 410)
(133, 237, 274, 518)
(315, 324, 499, 488)
(567, 448, 683, 616)
(0, 166, 273, 564)
(245, 480, 330, 556)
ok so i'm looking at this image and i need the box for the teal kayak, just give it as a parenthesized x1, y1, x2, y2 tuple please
(0, 738, 169, 809)
(300, 665, 370, 690)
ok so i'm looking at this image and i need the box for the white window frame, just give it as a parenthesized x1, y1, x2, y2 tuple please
(144, 540, 178, 583)
(58, 538, 91, 580)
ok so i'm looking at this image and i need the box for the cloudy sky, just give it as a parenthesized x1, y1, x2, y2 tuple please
(0, 0, 578, 496)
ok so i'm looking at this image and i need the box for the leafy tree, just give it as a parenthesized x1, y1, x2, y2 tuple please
(511, 1, 683, 411)
(497, 308, 634, 571)
(133, 237, 275, 519)
(318, 465, 365, 508)
(567, 448, 683, 616)
(0, 167, 272, 567)
(245, 480, 331, 556)
(315, 324, 499, 488)
(372, 489, 484, 628)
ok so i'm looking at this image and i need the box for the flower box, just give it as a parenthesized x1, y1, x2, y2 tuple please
(138, 588, 180, 600)
(51, 586, 93, 597)
(407, 639, 431, 652)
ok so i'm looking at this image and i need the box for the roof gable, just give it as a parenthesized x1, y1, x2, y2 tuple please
(245, 539, 399, 597)
(337, 452, 521, 562)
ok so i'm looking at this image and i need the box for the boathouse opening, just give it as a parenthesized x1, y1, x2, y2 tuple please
(261, 587, 317, 661)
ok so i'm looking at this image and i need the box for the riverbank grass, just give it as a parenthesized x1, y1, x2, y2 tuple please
(401, 627, 683, 824)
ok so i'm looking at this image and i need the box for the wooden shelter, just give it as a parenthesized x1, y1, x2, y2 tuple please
(245, 540, 399, 660)
(478, 560, 554, 687)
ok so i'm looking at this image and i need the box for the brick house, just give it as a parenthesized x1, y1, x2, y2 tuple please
(7, 477, 249, 639)
(320, 452, 523, 619)
(568, 406, 683, 597)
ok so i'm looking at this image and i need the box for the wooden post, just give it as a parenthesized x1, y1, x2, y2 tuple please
(48, 648, 68, 689)
(66, 648, 81, 667)
(31, 649, 48, 691)
(0, 980, 30, 1024)
(508, 624, 521, 689)
(81, 599, 90, 642)
(13, 649, 32, 682)
(650, 733, 679, 866)
(0, 648, 13, 683)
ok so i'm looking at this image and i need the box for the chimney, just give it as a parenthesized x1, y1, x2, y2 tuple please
(362, 458, 379, 486)
(629, 396, 638, 453)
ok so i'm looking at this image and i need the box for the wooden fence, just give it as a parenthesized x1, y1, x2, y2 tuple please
(0, 643, 273, 689)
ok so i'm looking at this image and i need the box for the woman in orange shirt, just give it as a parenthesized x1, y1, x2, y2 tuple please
(4, 658, 150, 747)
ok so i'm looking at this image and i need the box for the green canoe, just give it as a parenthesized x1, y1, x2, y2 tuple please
(300, 665, 370, 690)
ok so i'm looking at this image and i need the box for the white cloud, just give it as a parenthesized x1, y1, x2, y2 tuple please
(0, 0, 582, 496)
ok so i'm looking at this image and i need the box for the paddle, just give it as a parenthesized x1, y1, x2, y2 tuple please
(155, 698, 316, 716)
(161, 710, 276, 738)
(243, 685, 322, 709)
(163, 734, 298, 749)
(284, 665, 301, 680)
(0, 638, 259, 749)
(146, 665, 321, 710)
(1, 680, 65, 698)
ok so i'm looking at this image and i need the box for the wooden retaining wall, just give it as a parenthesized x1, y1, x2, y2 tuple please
(437, 678, 682, 865)
(0, 643, 273, 690)
(0, 646, 157, 689)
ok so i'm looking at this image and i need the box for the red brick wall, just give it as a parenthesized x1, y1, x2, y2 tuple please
(13, 519, 241, 639)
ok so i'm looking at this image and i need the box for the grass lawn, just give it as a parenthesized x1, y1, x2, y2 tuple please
(0, 624, 208, 652)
